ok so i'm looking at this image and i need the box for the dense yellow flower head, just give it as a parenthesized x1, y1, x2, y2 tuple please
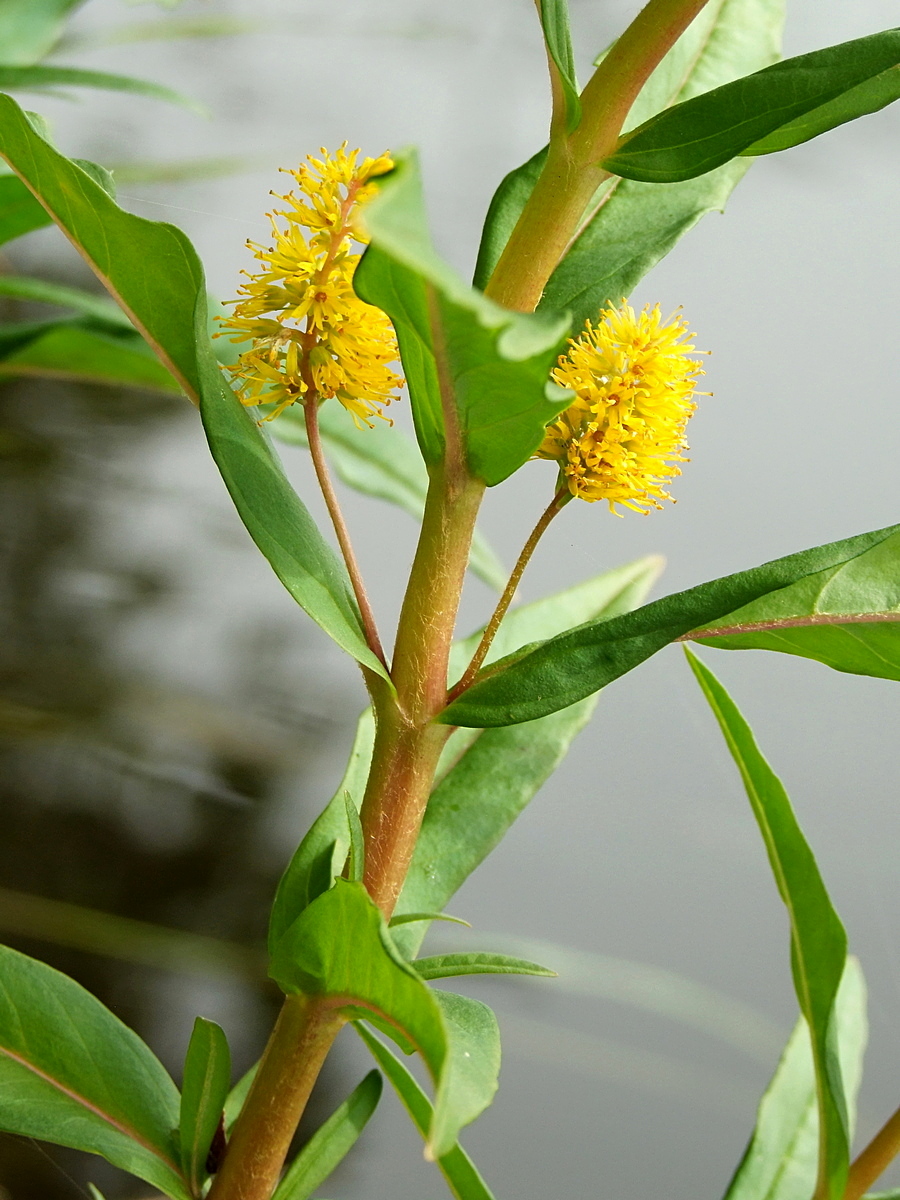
(537, 302, 705, 514)
(216, 145, 403, 425)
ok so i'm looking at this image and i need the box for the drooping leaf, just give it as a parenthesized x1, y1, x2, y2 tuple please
(354, 150, 571, 485)
(602, 29, 900, 183)
(441, 524, 900, 728)
(0, 64, 203, 110)
(413, 953, 556, 981)
(355, 1024, 496, 1200)
(0, 173, 52, 245)
(536, 0, 581, 132)
(0, 321, 182, 393)
(389, 912, 472, 930)
(685, 528, 900, 682)
(389, 556, 663, 958)
(269, 402, 507, 590)
(270, 879, 499, 1158)
(686, 651, 850, 1200)
(0, 0, 84, 66)
(724, 958, 866, 1200)
(474, 0, 784, 319)
(272, 1071, 381, 1200)
(267, 712, 373, 954)
(179, 1018, 231, 1197)
(0, 944, 189, 1199)
(0, 274, 133, 328)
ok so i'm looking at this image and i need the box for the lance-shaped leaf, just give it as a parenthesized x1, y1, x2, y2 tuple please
(270, 879, 499, 1158)
(474, 0, 784, 321)
(0, 96, 390, 678)
(537, 0, 580, 133)
(0, 943, 189, 1199)
(724, 958, 866, 1200)
(354, 150, 571, 485)
(0, 65, 202, 110)
(0, 321, 182, 393)
(0, 173, 52, 245)
(179, 1018, 231, 1197)
(441, 524, 900, 728)
(684, 529, 900, 682)
(273, 1071, 381, 1200)
(413, 953, 556, 982)
(270, 403, 507, 590)
(687, 651, 850, 1200)
(355, 1023, 496, 1200)
(0, 275, 134, 328)
(602, 29, 900, 183)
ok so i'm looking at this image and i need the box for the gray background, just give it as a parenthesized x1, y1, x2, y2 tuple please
(3, 1, 899, 1197)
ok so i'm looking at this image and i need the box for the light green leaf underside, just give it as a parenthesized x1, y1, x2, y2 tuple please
(0, 943, 189, 1199)
(273, 1071, 381, 1200)
(688, 652, 850, 1200)
(413, 953, 556, 981)
(441, 525, 900, 728)
(355, 150, 571, 485)
(355, 1024, 496, 1200)
(723, 958, 866, 1200)
(270, 403, 507, 590)
(688, 529, 900, 681)
(537, 0, 581, 132)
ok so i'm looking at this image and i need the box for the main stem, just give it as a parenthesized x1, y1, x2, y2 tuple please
(842, 1102, 900, 1200)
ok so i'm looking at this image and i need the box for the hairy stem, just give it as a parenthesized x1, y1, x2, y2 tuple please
(206, 997, 344, 1200)
(304, 397, 388, 671)
(842, 1103, 900, 1200)
(449, 486, 570, 701)
(485, 0, 712, 312)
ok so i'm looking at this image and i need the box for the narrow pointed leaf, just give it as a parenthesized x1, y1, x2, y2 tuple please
(343, 790, 364, 883)
(355, 1024, 496, 1200)
(272, 1071, 381, 1200)
(0, 275, 133, 328)
(269, 403, 507, 590)
(724, 958, 866, 1200)
(537, 0, 581, 132)
(87, 1187, 108, 1200)
(686, 528, 900, 682)
(389, 912, 471, 930)
(0, 944, 189, 1199)
(0, 95, 385, 676)
(441, 524, 900, 728)
(0, 65, 202, 111)
(0, 321, 182, 393)
(413, 953, 556, 981)
(270, 879, 499, 1157)
(223, 1064, 257, 1135)
(179, 1018, 231, 1197)
(355, 150, 571, 485)
(602, 30, 900, 183)
(686, 651, 850, 1200)
(474, 0, 784, 318)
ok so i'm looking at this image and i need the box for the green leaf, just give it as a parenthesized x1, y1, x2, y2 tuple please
(474, 0, 784, 313)
(0, 274, 134, 328)
(355, 150, 571, 485)
(355, 1024, 496, 1200)
(0, 321, 182, 393)
(0, 0, 83, 66)
(441, 525, 900, 728)
(87, 1186, 108, 1200)
(267, 712, 373, 955)
(0, 93, 390, 678)
(179, 1018, 231, 1197)
(537, 0, 581, 132)
(0, 65, 203, 111)
(270, 879, 499, 1158)
(223, 1064, 257, 1135)
(602, 29, 900, 183)
(272, 1071, 381, 1200)
(0, 943, 189, 1199)
(0, 173, 51, 245)
(343, 790, 364, 883)
(724, 957, 866, 1200)
(686, 651, 849, 1200)
(413, 953, 556, 981)
(389, 912, 472, 929)
(686, 528, 900, 682)
(269, 402, 507, 590)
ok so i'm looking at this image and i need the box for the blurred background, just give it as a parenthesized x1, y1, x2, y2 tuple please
(0, 0, 898, 1196)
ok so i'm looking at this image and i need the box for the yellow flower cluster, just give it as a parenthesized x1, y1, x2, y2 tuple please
(217, 145, 404, 425)
(537, 302, 705, 514)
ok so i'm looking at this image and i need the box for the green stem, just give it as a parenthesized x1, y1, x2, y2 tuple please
(842, 1102, 900, 1200)
(485, 0, 713, 312)
(206, 997, 344, 1200)
(449, 485, 570, 702)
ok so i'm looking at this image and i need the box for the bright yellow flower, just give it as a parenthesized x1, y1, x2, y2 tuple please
(537, 302, 706, 514)
(216, 145, 403, 425)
